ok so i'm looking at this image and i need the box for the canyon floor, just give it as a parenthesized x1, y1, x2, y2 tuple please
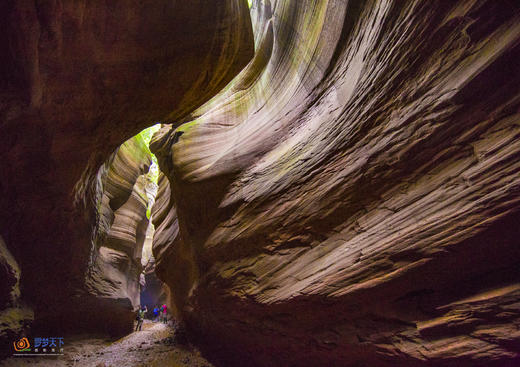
(1, 321, 214, 367)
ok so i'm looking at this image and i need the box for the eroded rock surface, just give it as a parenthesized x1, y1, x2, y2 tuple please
(82, 136, 152, 334)
(151, 1, 520, 366)
(0, 0, 253, 336)
(2, 0, 519, 365)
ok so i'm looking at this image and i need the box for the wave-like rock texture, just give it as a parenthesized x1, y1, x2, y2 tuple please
(151, 174, 179, 262)
(81, 135, 152, 335)
(152, 0, 520, 366)
(150, 173, 189, 317)
(0, 0, 253, 335)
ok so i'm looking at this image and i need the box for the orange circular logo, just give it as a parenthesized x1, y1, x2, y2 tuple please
(13, 337, 31, 351)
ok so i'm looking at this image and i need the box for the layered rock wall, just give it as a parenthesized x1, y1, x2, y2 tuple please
(150, 173, 186, 317)
(1, 0, 519, 365)
(82, 135, 152, 334)
(151, 1, 520, 366)
(0, 0, 253, 337)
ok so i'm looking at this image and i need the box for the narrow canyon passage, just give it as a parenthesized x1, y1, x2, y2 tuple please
(1, 1, 520, 366)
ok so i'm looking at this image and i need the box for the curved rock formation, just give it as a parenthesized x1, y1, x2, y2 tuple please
(1, 0, 519, 365)
(82, 135, 152, 334)
(151, 173, 179, 264)
(150, 173, 189, 317)
(151, 0, 520, 366)
(0, 0, 253, 337)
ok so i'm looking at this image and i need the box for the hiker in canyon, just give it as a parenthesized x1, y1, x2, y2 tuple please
(153, 305, 160, 322)
(161, 304, 168, 324)
(135, 306, 147, 331)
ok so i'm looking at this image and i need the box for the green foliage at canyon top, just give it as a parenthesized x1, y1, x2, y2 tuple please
(136, 124, 161, 184)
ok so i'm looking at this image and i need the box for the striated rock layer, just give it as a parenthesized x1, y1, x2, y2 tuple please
(81, 135, 152, 335)
(151, 0, 520, 366)
(0, 0, 254, 337)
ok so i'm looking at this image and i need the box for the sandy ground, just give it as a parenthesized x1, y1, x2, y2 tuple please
(1, 321, 215, 367)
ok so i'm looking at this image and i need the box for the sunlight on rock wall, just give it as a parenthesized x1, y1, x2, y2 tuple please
(151, 1, 520, 366)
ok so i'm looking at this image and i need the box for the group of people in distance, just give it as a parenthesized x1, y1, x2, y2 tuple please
(135, 303, 168, 331)
(154, 304, 168, 323)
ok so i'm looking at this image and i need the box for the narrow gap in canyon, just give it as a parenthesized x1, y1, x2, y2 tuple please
(1, 1, 520, 366)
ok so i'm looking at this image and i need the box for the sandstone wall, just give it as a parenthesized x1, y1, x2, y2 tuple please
(151, 1, 520, 365)
(81, 136, 151, 335)
(0, 0, 253, 336)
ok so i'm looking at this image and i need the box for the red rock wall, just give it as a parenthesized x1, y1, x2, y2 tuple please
(81, 136, 152, 335)
(151, 0, 520, 365)
(0, 0, 254, 336)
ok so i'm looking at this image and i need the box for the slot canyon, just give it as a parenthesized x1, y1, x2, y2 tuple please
(1, 0, 520, 366)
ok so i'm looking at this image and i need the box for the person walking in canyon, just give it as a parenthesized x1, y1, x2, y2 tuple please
(161, 304, 167, 324)
(135, 306, 147, 331)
